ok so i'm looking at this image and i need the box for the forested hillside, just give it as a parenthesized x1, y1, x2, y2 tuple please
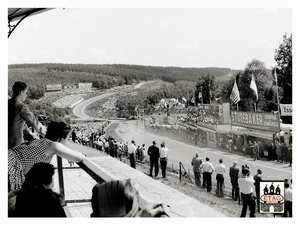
(8, 63, 237, 98)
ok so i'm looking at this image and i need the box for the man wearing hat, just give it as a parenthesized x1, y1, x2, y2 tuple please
(200, 157, 214, 192)
(238, 166, 256, 217)
(147, 141, 160, 177)
(191, 152, 202, 187)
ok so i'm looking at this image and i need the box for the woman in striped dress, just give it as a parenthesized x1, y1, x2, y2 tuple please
(8, 121, 85, 192)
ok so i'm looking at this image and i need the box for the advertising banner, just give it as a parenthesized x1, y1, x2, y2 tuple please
(279, 104, 292, 116)
(231, 111, 280, 132)
(45, 84, 62, 91)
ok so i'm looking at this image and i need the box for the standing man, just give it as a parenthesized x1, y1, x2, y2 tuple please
(279, 129, 285, 143)
(283, 180, 292, 217)
(191, 152, 202, 187)
(8, 81, 47, 149)
(228, 138, 233, 152)
(238, 167, 256, 217)
(215, 158, 226, 197)
(229, 161, 240, 201)
(253, 169, 262, 211)
(147, 141, 160, 177)
(200, 157, 214, 192)
(128, 140, 137, 169)
(252, 141, 260, 161)
(289, 129, 292, 146)
(159, 142, 169, 178)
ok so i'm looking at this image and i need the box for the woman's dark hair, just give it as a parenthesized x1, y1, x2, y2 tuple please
(45, 121, 71, 142)
(21, 163, 55, 191)
(12, 81, 27, 97)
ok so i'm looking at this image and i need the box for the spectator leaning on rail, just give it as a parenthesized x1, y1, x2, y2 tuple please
(8, 121, 85, 192)
(8, 81, 47, 149)
(191, 151, 202, 187)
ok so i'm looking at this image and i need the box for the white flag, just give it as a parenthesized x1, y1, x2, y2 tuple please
(250, 75, 258, 101)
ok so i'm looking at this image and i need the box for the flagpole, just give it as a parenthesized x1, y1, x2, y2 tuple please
(201, 86, 203, 105)
(274, 68, 281, 130)
(237, 102, 239, 111)
(275, 68, 280, 115)
(187, 90, 189, 107)
(208, 82, 211, 104)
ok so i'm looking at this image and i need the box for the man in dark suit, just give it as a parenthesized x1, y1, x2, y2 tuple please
(229, 161, 240, 201)
(253, 169, 262, 210)
(147, 141, 160, 177)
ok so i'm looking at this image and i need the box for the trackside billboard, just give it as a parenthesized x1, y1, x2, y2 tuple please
(231, 111, 280, 132)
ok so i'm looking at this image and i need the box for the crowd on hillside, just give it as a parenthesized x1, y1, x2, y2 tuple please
(70, 121, 109, 146)
(52, 94, 83, 108)
(38, 88, 94, 103)
(97, 97, 118, 117)
(177, 110, 221, 126)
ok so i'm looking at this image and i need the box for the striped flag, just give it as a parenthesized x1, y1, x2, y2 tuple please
(250, 75, 258, 101)
(230, 79, 240, 104)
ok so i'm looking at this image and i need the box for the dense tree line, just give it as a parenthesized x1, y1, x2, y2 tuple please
(8, 63, 235, 94)
(8, 33, 292, 121)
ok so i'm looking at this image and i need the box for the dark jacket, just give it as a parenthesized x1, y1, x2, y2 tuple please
(147, 144, 159, 160)
(229, 166, 239, 185)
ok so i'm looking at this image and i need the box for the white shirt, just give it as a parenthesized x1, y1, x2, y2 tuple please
(200, 161, 214, 173)
(159, 147, 169, 158)
(238, 176, 255, 195)
(215, 163, 226, 175)
(285, 187, 292, 202)
(128, 143, 137, 154)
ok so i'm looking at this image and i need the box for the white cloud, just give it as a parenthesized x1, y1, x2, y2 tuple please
(69, 10, 83, 19)
(251, 8, 279, 16)
(16, 18, 38, 31)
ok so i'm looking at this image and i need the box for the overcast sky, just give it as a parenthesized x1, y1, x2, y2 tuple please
(7, 7, 292, 70)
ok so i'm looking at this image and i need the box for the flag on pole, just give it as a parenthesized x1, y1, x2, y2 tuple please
(250, 75, 258, 101)
(230, 79, 240, 104)
(182, 97, 186, 102)
(274, 69, 277, 84)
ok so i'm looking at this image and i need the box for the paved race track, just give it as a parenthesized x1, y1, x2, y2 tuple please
(112, 120, 292, 192)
